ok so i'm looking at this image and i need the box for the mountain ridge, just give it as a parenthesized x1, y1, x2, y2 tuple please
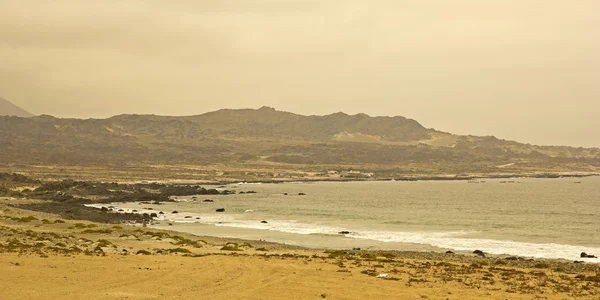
(0, 97, 34, 118)
(0, 107, 598, 173)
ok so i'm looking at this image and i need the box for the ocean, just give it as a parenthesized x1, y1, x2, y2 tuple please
(88, 176, 600, 262)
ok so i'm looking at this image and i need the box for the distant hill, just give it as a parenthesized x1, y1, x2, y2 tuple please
(0, 98, 34, 117)
(0, 107, 598, 174)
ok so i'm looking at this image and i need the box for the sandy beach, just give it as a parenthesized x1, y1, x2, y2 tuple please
(1, 201, 600, 300)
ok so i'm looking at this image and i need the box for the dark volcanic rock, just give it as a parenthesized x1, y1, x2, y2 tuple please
(581, 252, 597, 258)
(473, 250, 485, 257)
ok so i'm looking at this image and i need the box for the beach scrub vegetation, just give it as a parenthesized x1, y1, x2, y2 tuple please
(82, 229, 113, 234)
(324, 250, 347, 259)
(380, 251, 397, 259)
(143, 231, 171, 240)
(533, 262, 551, 269)
(221, 243, 244, 251)
(168, 247, 192, 254)
(494, 259, 508, 266)
(240, 242, 254, 249)
(16, 216, 38, 222)
(96, 239, 117, 248)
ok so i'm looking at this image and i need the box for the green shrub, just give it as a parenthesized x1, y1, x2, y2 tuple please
(256, 247, 269, 252)
(534, 262, 550, 269)
(494, 260, 508, 265)
(86, 224, 98, 228)
(240, 242, 254, 249)
(360, 253, 376, 260)
(325, 250, 347, 258)
(220, 245, 243, 251)
(17, 216, 38, 222)
(168, 248, 192, 254)
(74, 223, 87, 229)
(585, 274, 600, 282)
(144, 231, 171, 239)
(82, 229, 113, 234)
(471, 262, 488, 268)
(112, 225, 123, 230)
(96, 239, 116, 248)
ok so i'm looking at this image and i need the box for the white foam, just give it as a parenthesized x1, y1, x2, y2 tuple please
(350, 230, 600, 262)
(84, 203, 600, 262)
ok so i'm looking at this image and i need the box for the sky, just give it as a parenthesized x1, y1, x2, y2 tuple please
(1, 1, 599, 147)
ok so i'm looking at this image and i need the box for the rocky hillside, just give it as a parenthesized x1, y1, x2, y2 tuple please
(0, 107, 599, 172)
(0, 98, 34, 118)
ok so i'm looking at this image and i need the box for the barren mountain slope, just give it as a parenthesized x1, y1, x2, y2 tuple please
(0, 98, 34, 118)
(0, 107, 598, 172)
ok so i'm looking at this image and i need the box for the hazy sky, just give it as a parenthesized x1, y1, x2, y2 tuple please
(1, 1, 599, 147)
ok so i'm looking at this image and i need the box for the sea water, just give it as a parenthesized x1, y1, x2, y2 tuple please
(88, 177, 600, 261)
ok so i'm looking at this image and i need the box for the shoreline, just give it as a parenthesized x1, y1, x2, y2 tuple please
(5, 199, 600, 267)
(2, 203, 600, 299)
(81, 201, 600, 264)
(201, 172, 600, 186)
(2, 165, 598, 185)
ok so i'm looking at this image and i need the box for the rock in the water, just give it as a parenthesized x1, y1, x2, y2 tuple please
(338, 231, 351, 235)
(203, 199, 214, 203)
(298, 193, 306, 196)
(445, 251, 454, 254)
(473, 250, 486, 257)
(261, 220, 268, 224)
(216, 208, 225, 212)
(505, 256, 520, 261)
(581, 252, 598, 258)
